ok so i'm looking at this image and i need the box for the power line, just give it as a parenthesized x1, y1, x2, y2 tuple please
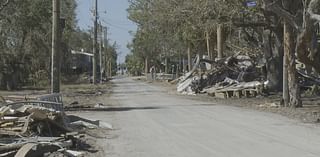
(104, 17, 134, 26)
(100, 19, 132, 31)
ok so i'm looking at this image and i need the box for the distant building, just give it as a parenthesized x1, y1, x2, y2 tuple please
(71, 51, 92, 74)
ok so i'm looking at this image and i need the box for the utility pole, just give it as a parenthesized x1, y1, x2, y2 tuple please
(217, 24, 223, 59)
(109, 59, 112, 77)
(99, 22, 103, 83)
(103, 27, 108, 78)
(51, 0, 60, 93)
(105, 29, 111, 78)
(92, 0, 98, 84)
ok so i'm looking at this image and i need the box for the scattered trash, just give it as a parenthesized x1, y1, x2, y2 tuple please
(94, 103, 105, 109)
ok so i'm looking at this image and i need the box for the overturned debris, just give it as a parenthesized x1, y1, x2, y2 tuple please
(177, 53, 264, 97)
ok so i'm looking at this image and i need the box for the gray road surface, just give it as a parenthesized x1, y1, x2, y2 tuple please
(78, 77, 320, 157)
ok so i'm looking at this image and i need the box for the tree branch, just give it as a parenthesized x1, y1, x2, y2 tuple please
(233, 21, 274, 28)
(308, 0, 320, 22)
(0, 0, 9, 12)
(262, 0, 300, 30)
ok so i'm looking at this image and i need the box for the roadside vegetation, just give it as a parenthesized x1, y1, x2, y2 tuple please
(126, 0, 320, 108)
(0, 0, 118, 90)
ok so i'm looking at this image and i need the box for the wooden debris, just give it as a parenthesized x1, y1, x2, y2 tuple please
(176, 53, 265, 98)
(0, 94, 104, 156)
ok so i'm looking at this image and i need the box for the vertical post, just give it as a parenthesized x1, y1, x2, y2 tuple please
(178, 52, 181, 74)
(165, 57, 168, 74)
(109, 60, 112, 77)
(51, 0, 60, 93)
(99, 22, 103, 83)
(182, 57, 186, 73)
(238, 29, 241, 45)
(283, 23, 289, 106)
(101, 26, 106, 79)
(206, 30, 211, 60)
(145, 56, 148, 75)
(104, 28, 108, 78)
(92, 0, 98, 84)
(187, 44, 191, 71)
(217, 24, 223, 59)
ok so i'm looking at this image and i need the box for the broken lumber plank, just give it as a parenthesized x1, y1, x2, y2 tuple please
(0, 143, 25, 153)
(242, 89, 258, 98)
(226, 91, 234, 98)
(214, 92, 227, 99)
(14, 143, 61, 157)
(14, 143, 38, 157)
(233, 90, 242, 98)
(65, 150, 85, 157)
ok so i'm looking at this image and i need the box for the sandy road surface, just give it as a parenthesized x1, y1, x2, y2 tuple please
(77, 77, 320, 157)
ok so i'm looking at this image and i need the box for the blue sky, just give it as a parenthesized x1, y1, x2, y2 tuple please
(76, 0, 137, 63)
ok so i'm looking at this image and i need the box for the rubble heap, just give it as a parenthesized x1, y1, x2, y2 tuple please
(0, 94, 105, 157)
(177, 54, 265, 98)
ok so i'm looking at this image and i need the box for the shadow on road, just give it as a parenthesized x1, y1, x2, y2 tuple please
(65, 106, 162, 112)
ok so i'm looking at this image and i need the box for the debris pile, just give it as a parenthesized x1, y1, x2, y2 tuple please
(0, 94, 105, 157)
(177, 53, 265, 98)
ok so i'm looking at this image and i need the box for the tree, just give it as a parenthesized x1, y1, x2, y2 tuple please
(262, 0, 320, 107)
(127, 0, 320, 109)
(0, 0, 81, 89)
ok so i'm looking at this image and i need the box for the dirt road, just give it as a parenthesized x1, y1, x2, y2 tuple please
(77, 77, 320, 157)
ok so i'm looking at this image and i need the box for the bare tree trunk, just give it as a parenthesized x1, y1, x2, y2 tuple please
(284, 22, 302, 107)
(217, 24, 224, 59)
(263, 29, 283, 91)
(109, 60, 112, 77)
(165, 57, 168, 74)
(179, 52, 182, 74)
(106, 60, 109, 78)
(182, 57, 186, 73)
(283, 39, 289, 106)
(206, 30, 211, 60)
(187, 45, 192, 71)
(212, 33, 217, 60)
(145, 56, 149, 75)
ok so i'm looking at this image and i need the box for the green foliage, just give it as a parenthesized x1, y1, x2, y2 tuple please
(0, 0, 119, 90)
(0, 0, 54, 89)
(125, 53, 143, 76)
(107, 41, 119, 75)
(126, 0, 262, 74)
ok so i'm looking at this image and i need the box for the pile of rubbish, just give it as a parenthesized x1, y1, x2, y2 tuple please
(177, 53, 265, 98)
(176, 53, 320, 98)
(0, 94, 106, 157)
